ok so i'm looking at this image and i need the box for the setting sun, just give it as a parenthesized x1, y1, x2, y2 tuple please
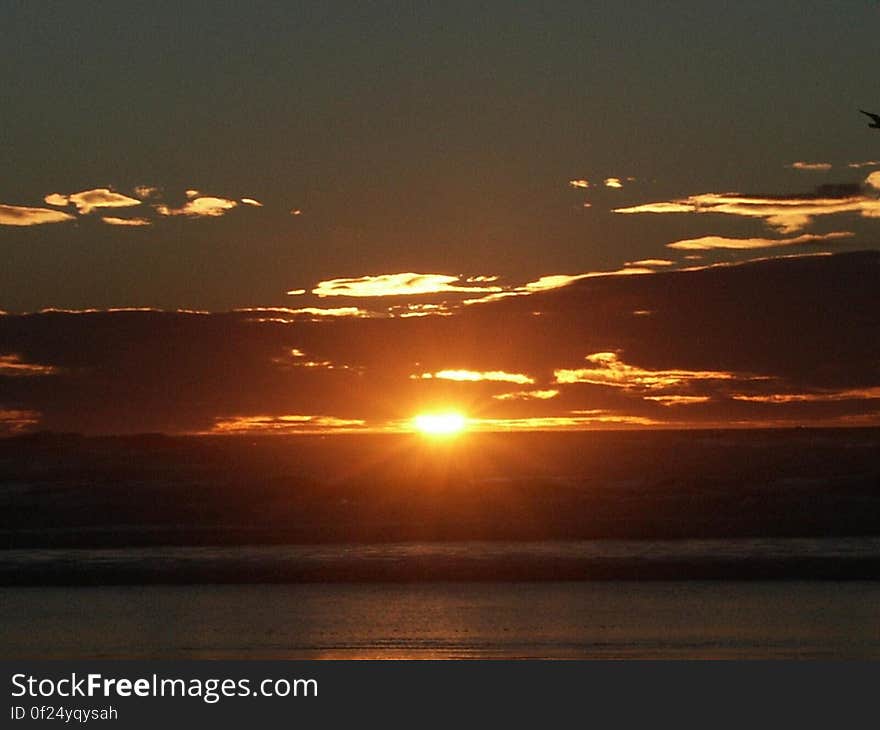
(413, 411, 468, 436)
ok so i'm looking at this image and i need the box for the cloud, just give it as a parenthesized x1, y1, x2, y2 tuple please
(157, 196, 238, 218)
(43, 193, 70, 207)
(627, 259, 675, 267)
(235, 306, 373, 320)
(0, 409, 40, 435)
(865, 171, 880, 191)
(554, 352, 742, 389)
(493, 389, 559, 401)
(463, 267, 655, 305)
(46, 188, 142, 215)
(569, 179, 590, 188)
(731, 387, 880, 403)
(467, 414, 660, 430)
(604, 177, 623, 188)
(0, 252, 876, 433)
(847, 161, 880, 169)
(0, 205, 76, 227)
(101, 216, 151, 227)
(414, 369, 535, 385)
(388, 303, 453, 318)
(311, 273, 503, 298)
(286, 307, 372, 318)
(0, 354, 58, 376)
(241, 198, 263, 207)
(290, 209, 303, 216)
(616, 180, 880, 233)
(666, 231, 854, 250)
(643, 395, 712, 406)
(212, 414, 366, 434)
(788, 161, 832, 171)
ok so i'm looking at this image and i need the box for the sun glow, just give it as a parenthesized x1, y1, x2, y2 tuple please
(413, 411, 468, 436)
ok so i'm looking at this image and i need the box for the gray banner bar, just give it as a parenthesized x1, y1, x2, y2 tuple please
(2, 661, 875, 728)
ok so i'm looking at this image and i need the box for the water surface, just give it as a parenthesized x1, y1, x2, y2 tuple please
(3, 581, 878, 659)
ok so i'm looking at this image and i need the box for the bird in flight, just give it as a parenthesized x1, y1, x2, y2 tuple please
(859, 110, 880, 129)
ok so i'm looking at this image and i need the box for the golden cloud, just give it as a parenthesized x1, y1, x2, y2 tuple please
(865, 171, 880, 191)
(101, 216, 151, 227)
(465, 413, 660, 430)
(644, 395, 712, 406)
(235, 306, 372, 320)
(47, 188, 142, 215)
(627, 258, 675, 267)
(732, 387, 880, 403)
(492, 389, 560, 401)
(604, 177, 623, 188)
(788, 161, 832, 171)
(43, 193, 70, 207)
(241, 198, 263, 207)
(157, 196, 238, 218)
(666, 231, 853, 250)
(615, 189, 880, 233)
(569, 179, 590, 188)
(390, 303, 453, 318)
(0, 354, 58, 377)
(415, 369, 535, 385)
(0, 204, 76, 226)
(464, 268, 654, 305)
(311, 273, 503, 298)
(554, 352, 739, 389)
(212, 414, 367, 434)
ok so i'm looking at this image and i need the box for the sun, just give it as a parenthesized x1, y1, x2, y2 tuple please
(413, 411, 468, 436)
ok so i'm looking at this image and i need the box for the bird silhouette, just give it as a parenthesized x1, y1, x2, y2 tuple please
(860, 110, 880, 129)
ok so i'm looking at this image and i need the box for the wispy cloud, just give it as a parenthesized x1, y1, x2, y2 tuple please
(492, 389, 559, 401)
(311, 273, 503, 298)
(666, 231, 853, 250)
(463, 268, 654, 305)
(212, 414, 366, 434)
(847, 160, 880, 169)
(643, 395, 712, 406)
(0, 409, 40, 435)
(466, 413, 660, 430)
(101, 216, 151, 227)
(414, 369, 535, 385)
(235, 306, 373, 320)
(0, 204, 75, 226)
(604, 177, 623, 188)
(615, 185, 880, 233)
(240, 198, 263, 207)
(157, 196, 238, 218)
(554, 352, 741, 389)
(0, 354, 58, 376)
(46, 188, 142, 215)
(788, 161, 832, 171)
(569, 179, 590, 188)
(627, 258, 675, 267)
(731, 387, 880, 403)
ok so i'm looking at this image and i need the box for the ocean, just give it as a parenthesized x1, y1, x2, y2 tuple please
(2, 539, 879, 659)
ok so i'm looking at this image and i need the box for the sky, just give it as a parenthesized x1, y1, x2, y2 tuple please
(1, 1, 879, 434)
